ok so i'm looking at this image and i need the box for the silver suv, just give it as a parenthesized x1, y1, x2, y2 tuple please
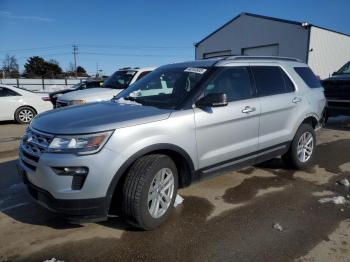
(18, 56, 326, 230)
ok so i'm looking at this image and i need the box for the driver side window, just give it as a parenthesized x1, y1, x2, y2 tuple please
(204, 67, 253, 102)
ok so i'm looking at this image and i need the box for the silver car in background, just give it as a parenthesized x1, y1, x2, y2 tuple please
(18, 56, 326, 230)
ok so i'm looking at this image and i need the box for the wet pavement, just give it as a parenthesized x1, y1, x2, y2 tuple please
(0, 117, 350, 262)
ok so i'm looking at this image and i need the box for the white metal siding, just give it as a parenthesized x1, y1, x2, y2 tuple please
(196, 14, 309, 61)
(308, 26, 350, 79)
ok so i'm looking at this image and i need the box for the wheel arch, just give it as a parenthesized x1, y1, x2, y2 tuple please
(301, 115, 319, 129)
(106, 143, 195, 214)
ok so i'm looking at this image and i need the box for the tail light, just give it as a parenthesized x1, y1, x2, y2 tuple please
(41, 97, 51, 101)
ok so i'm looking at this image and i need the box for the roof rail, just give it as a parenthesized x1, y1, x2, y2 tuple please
(223, 56, 301, 62)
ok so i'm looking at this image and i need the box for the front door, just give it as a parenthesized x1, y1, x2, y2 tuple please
(194, 65, 260, 172)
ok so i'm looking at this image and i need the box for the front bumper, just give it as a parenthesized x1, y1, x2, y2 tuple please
(326, 100, 350, 116)
(18, 163, 109, 222)
(18, 127, 127, 222)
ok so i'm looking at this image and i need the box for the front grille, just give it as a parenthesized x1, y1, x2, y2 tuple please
(21, 159, 37, 171)
(22, 150, 39, 162)
(328, 101, 350, 109)
(19, 127, 54, 171)
(56, 100, 69, 108)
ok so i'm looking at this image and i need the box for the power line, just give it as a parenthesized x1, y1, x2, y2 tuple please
(0, 52, 72, 62)
(79, 52, 182, 57)
(78, 44, 193, 50)
(0, 44, 71, 53)
(0, 43, 193, 54)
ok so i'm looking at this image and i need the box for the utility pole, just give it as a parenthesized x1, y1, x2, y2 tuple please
(96, 62, 99, 78)
(72, 45, 78, 78)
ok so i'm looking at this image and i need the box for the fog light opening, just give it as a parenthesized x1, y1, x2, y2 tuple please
(52, 166, 89, 190)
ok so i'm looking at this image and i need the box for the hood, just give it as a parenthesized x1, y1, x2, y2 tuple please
(323, 74, 350, 82)
(58, 88, 122, 102)
(31, 101, 173, 134)
(50, 87, 76, 95)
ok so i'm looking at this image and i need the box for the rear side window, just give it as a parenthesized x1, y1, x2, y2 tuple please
(294, 67, 321, 88)
(251, 66, 295, 97)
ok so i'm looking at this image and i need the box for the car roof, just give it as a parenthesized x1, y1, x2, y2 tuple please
(160, 58, 222, 69)
(0, 84, 34, 94)
(117, 67, 156, 72)
(0, 84, 16, 89)
(216, 56, 307, 67)
(160, 56, 306, 69)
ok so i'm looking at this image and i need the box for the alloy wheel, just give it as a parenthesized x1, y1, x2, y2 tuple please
(148, 168, 175, 219)
(297, 131, 314, 163)
(18, 109, 34, 123)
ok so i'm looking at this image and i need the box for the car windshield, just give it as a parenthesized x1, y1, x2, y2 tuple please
(104, 70, 136, 89)
(335, 62, 350, 75)
(114, 66, 209, 108)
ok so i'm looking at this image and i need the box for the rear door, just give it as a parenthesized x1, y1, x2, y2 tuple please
(251, 65, 302, 151)
(194, 65, 260, 172)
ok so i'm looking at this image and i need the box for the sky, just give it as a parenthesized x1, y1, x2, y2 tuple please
(0, 0, 349, 75)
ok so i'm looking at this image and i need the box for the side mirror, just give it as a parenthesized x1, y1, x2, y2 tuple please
(332, 71, 337, 76)
(195, 93, 228, 108)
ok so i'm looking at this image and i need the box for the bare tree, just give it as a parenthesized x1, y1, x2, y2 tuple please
(2, 54, 19, 78)
(66, 62, 75, 77)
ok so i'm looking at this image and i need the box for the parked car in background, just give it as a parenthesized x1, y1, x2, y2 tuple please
(322, 61, 350, 121)
(18, 57, 325, 230)
(0, 85, 52, 124)
(55, 67, 154, 108)
(49, 80, 104, 107)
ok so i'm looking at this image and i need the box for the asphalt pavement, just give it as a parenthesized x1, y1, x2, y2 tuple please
(0, 117, 350, 262)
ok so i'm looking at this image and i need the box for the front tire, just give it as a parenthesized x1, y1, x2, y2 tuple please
(122, 154, 178, 230)
(282, 123, 316, 169)
(15, 106, 36, 124)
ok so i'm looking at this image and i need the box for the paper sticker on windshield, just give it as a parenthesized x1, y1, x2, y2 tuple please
(126, 71, 135, 75)
(184, 67, 207, 74)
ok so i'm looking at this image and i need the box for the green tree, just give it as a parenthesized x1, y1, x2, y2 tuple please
(2, 54, 19, 78)
(76, 66, 87, 77)
(24, 56, 63, 78)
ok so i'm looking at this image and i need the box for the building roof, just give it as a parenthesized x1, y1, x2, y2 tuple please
(195, 12, 350, 47)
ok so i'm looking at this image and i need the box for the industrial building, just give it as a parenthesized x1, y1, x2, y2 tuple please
(195, 13, 350, 79)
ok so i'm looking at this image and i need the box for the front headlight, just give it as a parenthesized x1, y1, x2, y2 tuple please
(69, 99, 86, 105)
(48, 131, 113, 155)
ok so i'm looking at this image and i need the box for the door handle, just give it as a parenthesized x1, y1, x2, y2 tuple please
(242, 106, 256, 114)
(292, 97, 302, 104)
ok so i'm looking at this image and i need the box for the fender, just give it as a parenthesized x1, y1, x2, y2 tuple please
(105, 143, 195, 210)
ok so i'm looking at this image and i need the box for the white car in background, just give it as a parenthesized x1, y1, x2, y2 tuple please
(56, 67, 155, 108)
(0, 85, 53, 124)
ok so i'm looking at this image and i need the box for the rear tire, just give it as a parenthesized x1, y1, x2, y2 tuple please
(122, 154, 178, 230)
(15, 106, 36, 124)
(282, 123, 316, 169)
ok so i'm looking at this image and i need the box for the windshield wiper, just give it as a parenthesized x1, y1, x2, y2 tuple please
(124, 96, 146, 105)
